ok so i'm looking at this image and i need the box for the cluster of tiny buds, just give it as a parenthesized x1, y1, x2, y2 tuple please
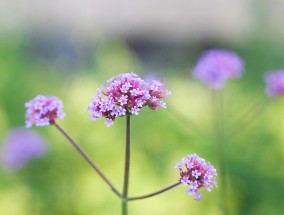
(176, 154, 217, 201)
(87, 73, 171, 126)
(25, 95, 65, 128)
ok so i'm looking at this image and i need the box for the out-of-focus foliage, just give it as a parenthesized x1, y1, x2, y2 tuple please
(0, 35, 284, 215)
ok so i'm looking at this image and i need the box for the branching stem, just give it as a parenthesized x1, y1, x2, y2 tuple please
(53, 122, 122, 198)
(128, 182, 181, 201)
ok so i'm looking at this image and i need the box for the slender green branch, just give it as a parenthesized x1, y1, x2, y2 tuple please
(53, 122, 123, 199)
(212, 90, 229, 215)
(227, 97, 268, 137)
(166, 102, 210, 140)
(128, 182, 181, 201)
(122, 114, 131, 215)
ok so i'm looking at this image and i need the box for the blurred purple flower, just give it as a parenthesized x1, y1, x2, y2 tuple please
(1, 128, 47, 171)
(175, 154, 217, 201)
(264, 70, 284, 97)
(25, 95, 65, 128)
(143, 72, 161, 82)
(192, 49, 244, 90)
(87, 72, 171, 127)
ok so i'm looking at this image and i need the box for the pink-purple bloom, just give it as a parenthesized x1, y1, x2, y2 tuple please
(1, 128, 47, 171)
(264, 70, 284, 97)
(87, 73, 171, 126)
(192, 49, 244, 90)
(175, 154, 217, 201)
(25, 95, 65, 128)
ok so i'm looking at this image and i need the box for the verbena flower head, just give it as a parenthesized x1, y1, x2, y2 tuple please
(192, 49, 244, 90)
(264, 70, 284, 97)
(25, 95, 65, 128)
(175, 154, 217, 201)
(87, 72, 171, 127)
(1, 128, 47, 171)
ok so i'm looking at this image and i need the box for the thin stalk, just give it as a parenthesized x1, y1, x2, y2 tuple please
(212, 90, 229, 215)
(128, 182, 181, 201)
(227, 97, 267, 137)
(167, 103, 209, 141)
(53, 122, 123, 198)
(122, 114, 131, 215)
(122, 200, 127, 215)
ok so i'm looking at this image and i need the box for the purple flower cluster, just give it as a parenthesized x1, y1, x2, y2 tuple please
(25, 95, 65, 128)
(1, 128, 46, 171)
(264, 70, 284, 97)
(175, 154, 217, 201)
(192, 49, 244, 90)
(87, 73, 171, 126)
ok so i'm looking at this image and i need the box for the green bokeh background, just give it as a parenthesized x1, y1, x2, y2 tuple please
(0, 35, 284, 215)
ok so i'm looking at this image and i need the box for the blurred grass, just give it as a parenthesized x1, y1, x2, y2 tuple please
(0, 35, 284, 215)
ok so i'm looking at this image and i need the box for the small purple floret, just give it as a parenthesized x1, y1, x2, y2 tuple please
(25, 95, 65, 127)
(192, 169, 201, 179)
(181, 176, 190, 185)
(87, 73, 171, 126)
(192, 49, 244, 90)
(176, 154, 217, 201)
(264, 70, 284, 97)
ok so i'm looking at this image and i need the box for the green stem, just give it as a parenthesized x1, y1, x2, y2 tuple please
(128, 182, 181, 201)
(122, 200, 127, 215)
(212, 90, 229, 215)
(167, 103, 209, 141)
(53, 122, 123, 198)
(227, 97, 267, 137)
(122, 114, 131, 215)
